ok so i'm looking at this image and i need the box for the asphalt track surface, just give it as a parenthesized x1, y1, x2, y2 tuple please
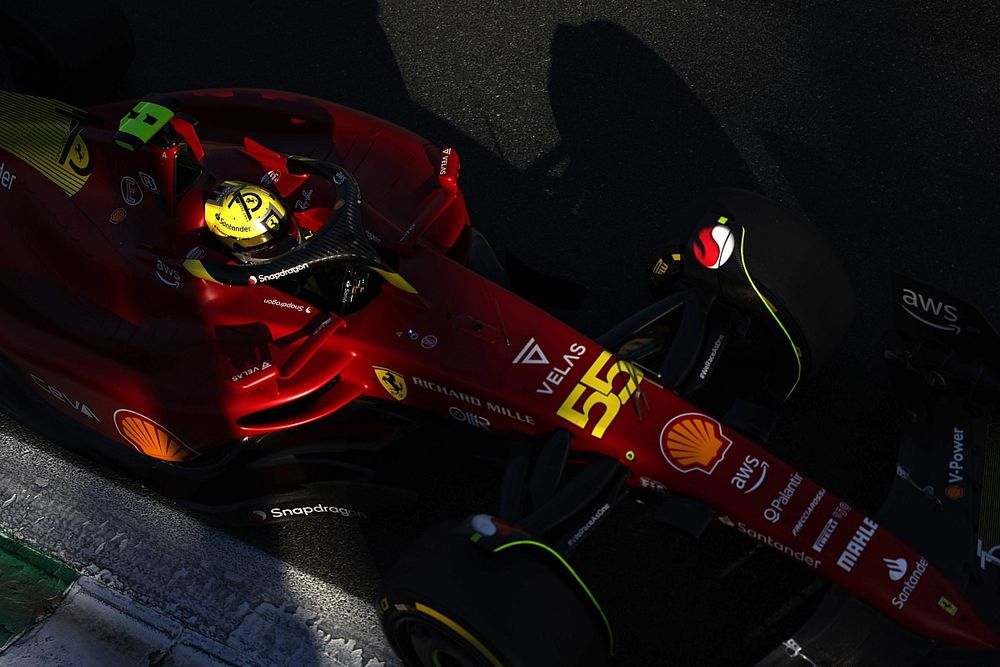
(7, 1, 1000, 665)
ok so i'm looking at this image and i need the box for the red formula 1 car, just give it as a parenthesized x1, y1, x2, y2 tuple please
(0, 85, 998, 667)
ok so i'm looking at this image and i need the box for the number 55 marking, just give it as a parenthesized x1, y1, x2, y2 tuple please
(556, 351, 643, 438)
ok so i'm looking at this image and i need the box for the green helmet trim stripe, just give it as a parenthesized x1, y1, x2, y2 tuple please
(114, 101, 175, 150)
(738, 227, 802, 399)
(492, 539, 614, 655)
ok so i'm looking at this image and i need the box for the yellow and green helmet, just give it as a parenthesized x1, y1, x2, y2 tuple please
(205, 181, 299, 262)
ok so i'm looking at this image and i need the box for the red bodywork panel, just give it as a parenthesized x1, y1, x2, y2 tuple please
(0, 89, 994, 649)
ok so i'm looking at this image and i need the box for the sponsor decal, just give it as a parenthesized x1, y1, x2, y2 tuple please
(884, 557, 907, 581)
(186, 246, 208, 260)
(155, 259, 181, 288)
(218, 219, 251, 233)
(659, 413, 732, 474)
(812, 517, 838, 553)
(109, 207, 127, 224)
(945, 484, 964, 500)
(250, 263, 309, 284)
(0, 162, 16, 191)
(120, 176, 143, 206)
(439, 146, 454, 176)
(698, 333, 725, 380)
(263, 297, 311, 313)
(514, 337, 549, 365)
(730, 454, 769, 494)
(261, 170, 280, 186)
(764, 472, 803, 524)
(138, 170, 158, 193)
(31, 374, 99, 422)
(420, 335, 438, 349)
(267, 504, 368, 520)
(413, 377, 480, 405)
(900, 287, 960, 333)
(397, 329, 421, 341)
(294, 188, 313, 211)
(693, 222, 735, 269)
(231, 361, 272, 384)
(332, 171, 346, 185)
(651, 258, 669, 276)
(537, 343, 587, 394)
(718, 515, 735, 527)
(557, 351, 642, 438)
(814, 501, 852, 553)
(448, 406, 490, 430)
(365, 230, 382, 245)
(792, 488, 826, 536)
(485, 401, 535, 425)
(948, 427, 965, 484)
(374, 367, 407, 401)
(732, 519, 822, 569)
(938, 596, 959, 616)
(567, 503, 611, 547)
(836, 517, 879, 572)
(891, 557, 928, 609)
(249, 510, 268, 523)
(113, 409, 195, 462)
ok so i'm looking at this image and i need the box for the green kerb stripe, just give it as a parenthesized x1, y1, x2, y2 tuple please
(0, 531, 77, 650)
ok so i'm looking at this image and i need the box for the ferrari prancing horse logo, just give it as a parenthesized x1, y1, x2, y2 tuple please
(374, 366, 407, 401)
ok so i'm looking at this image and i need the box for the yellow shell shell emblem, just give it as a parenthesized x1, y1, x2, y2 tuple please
(373, 366, 407, 401)
(114, 409, 196, 462)
(659, 413, 732, 474)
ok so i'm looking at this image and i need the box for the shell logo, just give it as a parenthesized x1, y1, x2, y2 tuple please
(659, 413, 732, 474)
(113, 409, 196, 462)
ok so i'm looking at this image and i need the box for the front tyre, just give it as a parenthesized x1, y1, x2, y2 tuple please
(379, 521, 612, 667)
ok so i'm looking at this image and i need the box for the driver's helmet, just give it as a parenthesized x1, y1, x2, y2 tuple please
(205, 181, 300, 263)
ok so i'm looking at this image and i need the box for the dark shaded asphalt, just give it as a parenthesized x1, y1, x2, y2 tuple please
(29, 1, 1000, 665)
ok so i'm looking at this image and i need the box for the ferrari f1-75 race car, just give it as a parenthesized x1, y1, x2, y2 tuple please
(0, 45, 998, 667)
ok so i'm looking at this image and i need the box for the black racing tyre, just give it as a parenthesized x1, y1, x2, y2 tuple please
(379, 521, 612, 667)
(678, 188, 855, 396)
(0, 0, 133, 101)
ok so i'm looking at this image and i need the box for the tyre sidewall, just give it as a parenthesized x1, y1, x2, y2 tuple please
(381, 522, 611, 667)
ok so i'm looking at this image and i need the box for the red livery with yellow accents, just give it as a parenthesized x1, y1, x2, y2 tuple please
(0, 88, 997, 666)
